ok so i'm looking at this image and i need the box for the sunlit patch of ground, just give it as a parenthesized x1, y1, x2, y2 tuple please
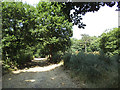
(3, 58, 80, 88)
(3, 59, 79, 88)
(25, 79, 36, 82)
(12, 60, 64, 74)
(32, 58, 47, 62)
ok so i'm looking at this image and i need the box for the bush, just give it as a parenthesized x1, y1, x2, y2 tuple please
(63, 51, 118, 87)
(17, 53, 32, 65)
(51, 53, 62, 63)
(49, 51, 64, 63)
(99, 28, 119, 56)
(34, 53, 39, 58)
(2, 49, 34, 70)
(63, 52, 72, 68)
(70, 52, 103, 82)
(2, 59, 18, 74)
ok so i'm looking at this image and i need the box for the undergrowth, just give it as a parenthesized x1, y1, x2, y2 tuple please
(2, 51, 33, 75)
(63, 51, 118, 88)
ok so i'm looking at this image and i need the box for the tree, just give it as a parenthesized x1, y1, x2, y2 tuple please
(99, 28, 120, 56)
(70, 38, 83, 53)
(2, 2, 36, 64)
(35, 2, 73, 61)
(89, 37, 100, 52)
(58, 2, 119, 29)
(81, 34, 91, 52)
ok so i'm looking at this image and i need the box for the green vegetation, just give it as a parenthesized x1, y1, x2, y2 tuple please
(63, 28, 119, 88)
(1, 1, 119, 88)
(2, 2, 35, 70)
(63, 51, 118, 88)
(33, 2, 72, 61)
(70, 35, 100, 53)
(2, 2, 72, 71)
(99, 28, 120, 56)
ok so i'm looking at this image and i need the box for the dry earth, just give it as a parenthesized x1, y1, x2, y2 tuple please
(2, 59, 80, 88)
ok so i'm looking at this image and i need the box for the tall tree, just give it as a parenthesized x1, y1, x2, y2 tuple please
(81, 34, 91, 52)
(35, 2, 73, 60)
(89, 36, 100, 52)
(2, 2, 36, 62)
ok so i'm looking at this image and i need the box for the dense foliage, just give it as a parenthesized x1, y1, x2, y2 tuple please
(34, 2, 73, 60)
(2, 1, 119, 88)
(99, 28, 120, 56)
(2, 2, 36, 69)
(63, 51, 118, 88)
(63, 28, 119, 88)
(2, 2, 73, 70)
(69, 35, 100, 53)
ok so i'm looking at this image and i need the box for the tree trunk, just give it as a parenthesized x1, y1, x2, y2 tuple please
(85, 42, 87, 53)
(49, 45, 53, 62)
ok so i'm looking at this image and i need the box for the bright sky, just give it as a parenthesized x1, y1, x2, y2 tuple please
(72, 4, 118, 39)
(22, 0, 118, 39)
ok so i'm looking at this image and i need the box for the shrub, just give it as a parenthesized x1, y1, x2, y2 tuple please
(34, 54, 39, 58)
(16, 52, 33, 66)
(99, 28, 119, 56)
(63, 52, 72, 68)
(63, 51, 118, 87)
(51, 52, 63, 63)
(2, 59, 18, 74)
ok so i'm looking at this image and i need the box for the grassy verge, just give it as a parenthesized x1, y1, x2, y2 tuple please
(63, 51, 118, 88)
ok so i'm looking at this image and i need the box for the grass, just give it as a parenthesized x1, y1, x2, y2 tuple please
(63, 51, 118, 88)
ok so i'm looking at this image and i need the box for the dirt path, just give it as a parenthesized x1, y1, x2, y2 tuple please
(2, 59, 80, 88)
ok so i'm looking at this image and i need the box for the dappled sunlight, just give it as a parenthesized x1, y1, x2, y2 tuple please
(12, 60, 64, 74)
(32, 58, 47, 62)
(25, 79, 36, 83)
(8, 78, 12, 80)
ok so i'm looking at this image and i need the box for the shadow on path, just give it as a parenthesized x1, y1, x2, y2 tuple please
(18, 58, 59, 69)
(2, 58, 80, 88)
(12, 59, 64, 74)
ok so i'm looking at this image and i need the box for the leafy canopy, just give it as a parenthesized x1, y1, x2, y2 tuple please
(35, 2, 73, 56)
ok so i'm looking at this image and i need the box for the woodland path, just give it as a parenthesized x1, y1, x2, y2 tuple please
(2, 58, 80, 88)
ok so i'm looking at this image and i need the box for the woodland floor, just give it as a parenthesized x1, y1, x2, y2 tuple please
(2, 58, 81, 88)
